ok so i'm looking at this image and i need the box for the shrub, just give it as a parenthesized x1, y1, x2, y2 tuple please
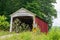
(0, 15, 9, 31)
(13, 18, 29, 33)
(1, 27, 60, 40)
(48, 27, 60, 40)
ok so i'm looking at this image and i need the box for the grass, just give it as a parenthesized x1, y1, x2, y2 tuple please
(0, 31, 15, 36)
(0, 27, 60, 40)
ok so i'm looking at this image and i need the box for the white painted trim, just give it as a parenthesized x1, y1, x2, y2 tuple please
(33, 16, 36, 27)
(10, 8, 36, 17)
(10, 17, 13, 32)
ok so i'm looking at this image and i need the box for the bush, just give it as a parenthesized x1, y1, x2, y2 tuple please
(0, 15, 9, 31)
(48, 27, 60, 40)
(1, 27, 60, 40)
(13, 18, 29, 33)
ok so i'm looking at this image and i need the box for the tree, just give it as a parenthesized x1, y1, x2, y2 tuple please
(0, 15, 9, 31)
(0, 0, 57, 29)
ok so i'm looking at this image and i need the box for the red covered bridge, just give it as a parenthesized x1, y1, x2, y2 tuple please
(10, 8, 48, 33)
(35, 16, 48, 33)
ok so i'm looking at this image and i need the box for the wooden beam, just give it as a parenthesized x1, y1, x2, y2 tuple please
(10, 17, 13, 32)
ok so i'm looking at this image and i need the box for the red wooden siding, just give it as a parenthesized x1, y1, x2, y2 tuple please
(35, 17, 48, 33)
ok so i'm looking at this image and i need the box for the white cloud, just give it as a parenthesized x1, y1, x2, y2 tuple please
(53, 0, 60, 26)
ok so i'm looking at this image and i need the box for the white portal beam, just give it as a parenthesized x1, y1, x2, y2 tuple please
(10, 17, 13, 32)
(33, 16, 37, 28)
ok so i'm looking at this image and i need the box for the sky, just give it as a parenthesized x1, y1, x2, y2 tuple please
(52, 0, 60, 26)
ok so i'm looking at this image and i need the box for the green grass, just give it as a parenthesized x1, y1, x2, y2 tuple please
(0, 27, 60, 40)
(0, 31, 15, 36)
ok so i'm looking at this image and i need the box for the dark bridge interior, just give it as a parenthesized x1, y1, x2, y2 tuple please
(13, 16, 33, 32)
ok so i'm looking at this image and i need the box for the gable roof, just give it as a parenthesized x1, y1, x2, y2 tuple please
(10, 8, 36, 17)
(10, 8, 48, 23)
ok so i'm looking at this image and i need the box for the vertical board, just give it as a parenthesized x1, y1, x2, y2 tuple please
(35, 17, 48, 33)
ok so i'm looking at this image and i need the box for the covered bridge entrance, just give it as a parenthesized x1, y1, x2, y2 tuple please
(10, 8, 48, 33)
(13, 16, 33, 32)
(10, 8, 36, 32)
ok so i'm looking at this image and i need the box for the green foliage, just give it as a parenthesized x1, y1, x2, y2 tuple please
(0, 27, 60, 40)
(13, 18, 21, 32)
(0, 15, 9, 31)
(13, 18, 29, 32)
(0, 31, 15, 36)
(48, 27, 60, 40)
(0, 0, 57, 29)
